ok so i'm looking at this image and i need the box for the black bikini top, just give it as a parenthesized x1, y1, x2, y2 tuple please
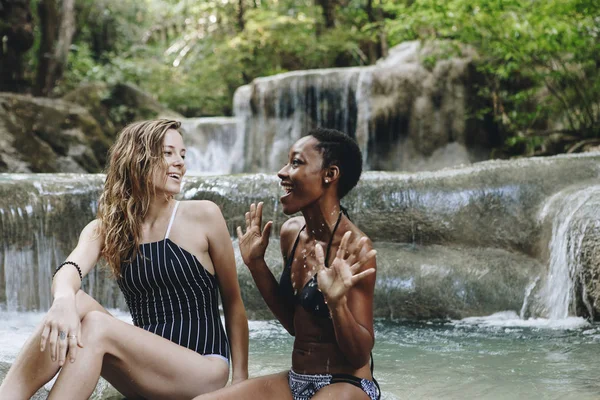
(279, 211, 343, 319)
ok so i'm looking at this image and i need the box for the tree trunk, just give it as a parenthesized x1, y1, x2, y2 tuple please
(34, 0, 76, 96)
(50, 0, 75, 90)
(365, 0, 378, 63)
(317, 0, 336, 29)
(34, 0, 58, 95)
(365, 0, 388, 63)
(0, 0, 34, 92)
(237, 0, 245, 32)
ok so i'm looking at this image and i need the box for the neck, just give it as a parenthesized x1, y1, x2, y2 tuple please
(144, 194, 174, 226)
(301, 197, 342, 242)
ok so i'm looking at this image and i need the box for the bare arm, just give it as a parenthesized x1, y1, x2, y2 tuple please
(237, 203, 296, 335)
(245, 259, 295, 335)
(52, 219, 103, 299)
(317, 232, 377, 369)
(43, 219, 103, 366)
(204, 201, 249, 384)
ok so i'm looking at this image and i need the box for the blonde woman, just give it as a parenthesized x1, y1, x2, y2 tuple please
(0, 120, 249, 400)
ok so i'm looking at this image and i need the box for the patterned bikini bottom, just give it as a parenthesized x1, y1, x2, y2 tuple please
(288, 369, 379, 400)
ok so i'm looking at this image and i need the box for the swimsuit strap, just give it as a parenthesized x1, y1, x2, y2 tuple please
(288, 225, 306, 261)
(164, 201, 180, 239)
(324, 209, 343, 267)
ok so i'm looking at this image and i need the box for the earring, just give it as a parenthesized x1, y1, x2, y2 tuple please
(325, 179, 329, 183)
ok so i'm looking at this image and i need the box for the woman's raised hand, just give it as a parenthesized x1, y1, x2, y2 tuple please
(316, 231, 376, 305)
(39, 295, 83, 366)
(236, 202, 273, 266)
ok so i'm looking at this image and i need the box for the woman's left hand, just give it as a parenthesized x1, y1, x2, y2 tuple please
(316, 231, 376, 306)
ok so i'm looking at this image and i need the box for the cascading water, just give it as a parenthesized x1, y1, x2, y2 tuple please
(538, 185, 600, 319)
(234, 68, 363, 172)
(179, 117, 239, 174)
(1, 155, 600, 399)
(231, 85, 252, 174)
(519, 276, 539, 319)
(232, 41, 497, 174)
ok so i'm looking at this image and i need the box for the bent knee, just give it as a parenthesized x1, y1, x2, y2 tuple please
(197, 361, 229, 394)
(80, 311, 114, 348)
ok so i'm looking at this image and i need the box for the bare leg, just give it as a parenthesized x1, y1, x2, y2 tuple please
(48, 311, 230, 400)
(313, 383, 370, 400)
(193, 371, 292, 400)
(0, 291, 110, 399)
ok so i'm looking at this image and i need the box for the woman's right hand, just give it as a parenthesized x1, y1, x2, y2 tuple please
(236, 202, 273, 267)
(40, 294, 83, 366)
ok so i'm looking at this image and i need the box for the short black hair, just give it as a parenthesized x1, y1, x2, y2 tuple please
(308, 127, 362, 199)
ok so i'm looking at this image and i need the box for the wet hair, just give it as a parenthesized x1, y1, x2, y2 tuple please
(308, 127, 362, 199)
(97, 119, 181, 277)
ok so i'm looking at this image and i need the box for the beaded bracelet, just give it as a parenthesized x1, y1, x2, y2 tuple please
(53, 261, 83, 281)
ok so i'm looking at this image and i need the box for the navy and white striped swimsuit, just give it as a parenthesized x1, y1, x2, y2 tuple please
(116, 202, 230, 363)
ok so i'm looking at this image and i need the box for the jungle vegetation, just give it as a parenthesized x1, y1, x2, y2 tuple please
(1, 0, 599, 156)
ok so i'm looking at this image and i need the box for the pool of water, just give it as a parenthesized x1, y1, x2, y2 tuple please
(1, 311, 599, 399)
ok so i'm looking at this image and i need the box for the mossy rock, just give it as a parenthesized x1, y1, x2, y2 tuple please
(0, 93, 110, 172)
(63, 82, 183, 140)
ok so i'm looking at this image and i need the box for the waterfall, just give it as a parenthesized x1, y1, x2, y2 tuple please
(233, 68, 363, 172)
(539, 185, 600, 319)
(1, 153, 598, 318)
(231, 85, 252, 173)
(179, 117, 239, 174)
(519, 276, 539, 319)
(231, 41, 501, 173)
(355, 68, 374, 168)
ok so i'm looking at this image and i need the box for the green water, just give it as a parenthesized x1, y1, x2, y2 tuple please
(248, 318, 600, 400)
(1, 312, 599, 399)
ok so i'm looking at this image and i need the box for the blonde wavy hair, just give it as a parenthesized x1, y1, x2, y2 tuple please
(97, 119, 182, 277)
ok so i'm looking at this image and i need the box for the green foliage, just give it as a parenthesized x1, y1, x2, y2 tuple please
(48, 0, 375, 116)
(385, 0, 600, 155)
(17, 0, 600, 156)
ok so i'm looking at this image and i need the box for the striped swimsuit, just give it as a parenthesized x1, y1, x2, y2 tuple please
(116, 201, 230, 363)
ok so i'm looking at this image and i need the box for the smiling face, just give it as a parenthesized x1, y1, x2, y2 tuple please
(277, 136, 327, 215)
(152, 128, 187, 196)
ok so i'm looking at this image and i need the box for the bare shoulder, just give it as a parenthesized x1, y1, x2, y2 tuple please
(346, 222, 374, 251)
(81, 218, 104, 240)
(280, 216, 304, 240)
(179, 200, 224, 223)
(280, 216, 305, 255)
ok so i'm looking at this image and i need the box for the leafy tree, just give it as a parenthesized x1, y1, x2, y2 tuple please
(385, 0, 600, 155)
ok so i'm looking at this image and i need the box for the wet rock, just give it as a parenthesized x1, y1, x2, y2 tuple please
(0, 93, 110, 173)
(578, 211, 600, 320)
(234, 40, 499, 173)
(0, 152, 598, 318)
(62, 82, 183, 140)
